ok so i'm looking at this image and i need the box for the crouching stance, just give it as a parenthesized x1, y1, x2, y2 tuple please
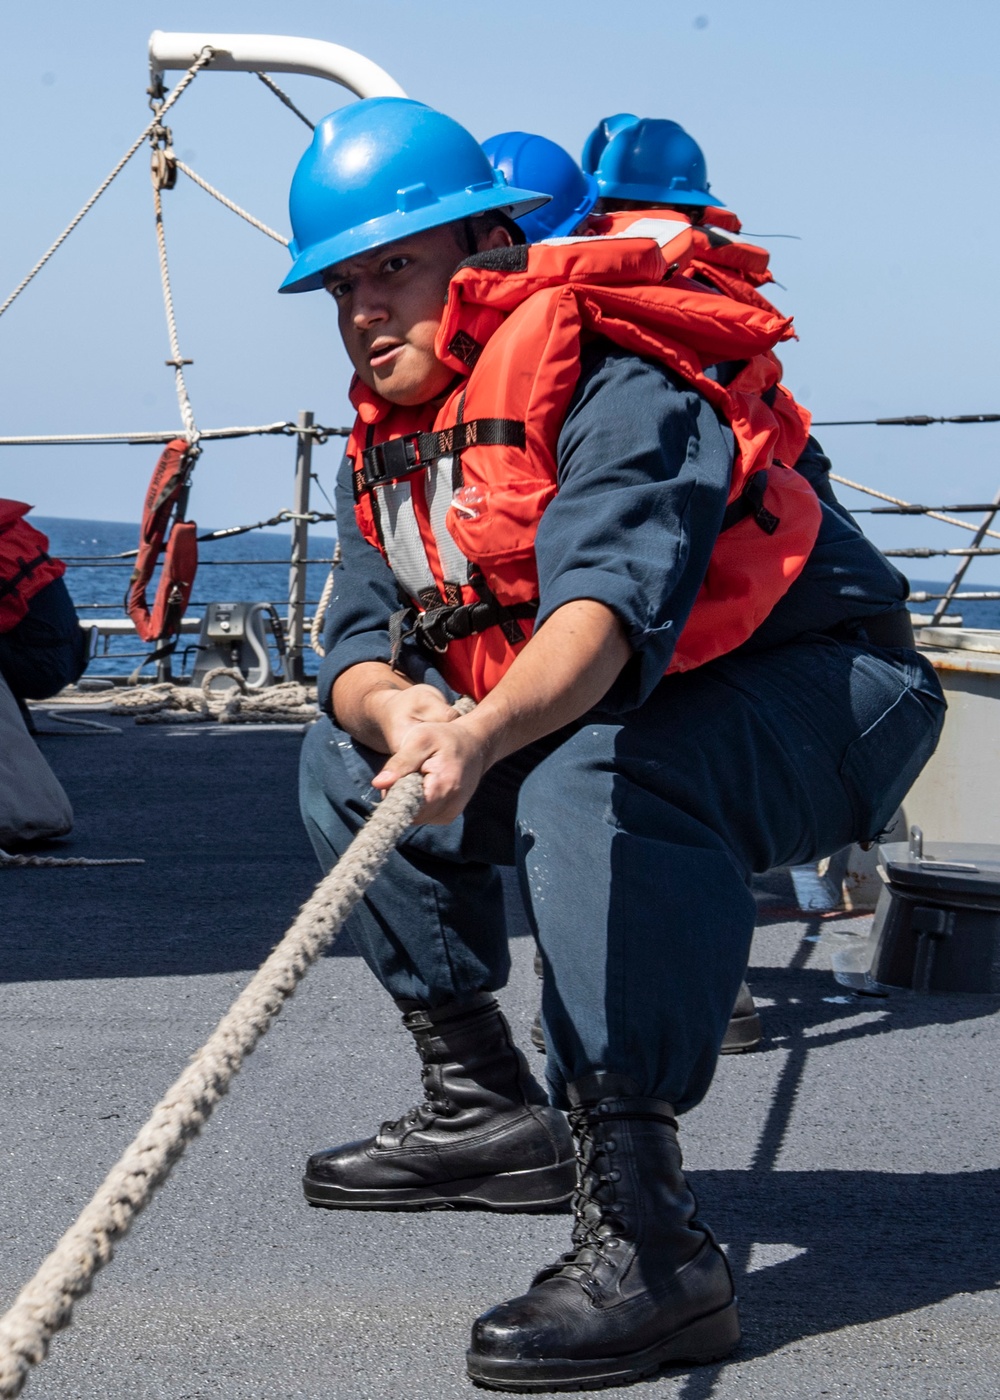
(283, 99, 945, 1390)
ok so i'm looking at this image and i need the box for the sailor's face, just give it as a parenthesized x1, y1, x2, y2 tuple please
(324, 226, 466, 407)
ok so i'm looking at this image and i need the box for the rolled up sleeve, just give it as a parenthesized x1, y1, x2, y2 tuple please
(535, 345, 733, 709)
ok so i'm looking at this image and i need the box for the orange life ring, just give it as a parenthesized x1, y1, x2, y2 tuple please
(126, 439, 198, 643)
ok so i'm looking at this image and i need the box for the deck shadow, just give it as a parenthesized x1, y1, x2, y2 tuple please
(688, 1165, 1000, 1363)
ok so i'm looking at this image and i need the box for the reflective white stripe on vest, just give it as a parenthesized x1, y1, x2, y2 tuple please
(374, 459, 473, 606)
(425, 455, 470, 586)
(374, 479, 437, 601)
(538, 216, 691, 257)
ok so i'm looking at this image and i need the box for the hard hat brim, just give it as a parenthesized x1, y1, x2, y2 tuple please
(278, 186, 550, 294)
(527, 171, 600, 241)
(595, 179, 724, 209)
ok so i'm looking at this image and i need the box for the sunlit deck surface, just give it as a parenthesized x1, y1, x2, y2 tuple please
(3, 710, 999, 1400)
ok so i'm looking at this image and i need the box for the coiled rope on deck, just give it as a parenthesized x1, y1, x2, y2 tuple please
(0, 757, 443, 1398)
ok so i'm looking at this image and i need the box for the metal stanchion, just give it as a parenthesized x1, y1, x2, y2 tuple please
(286, 411, 313, 681)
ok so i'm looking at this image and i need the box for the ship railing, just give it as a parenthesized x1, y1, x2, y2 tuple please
(811, 413, 1000, 625)
(1, 412, 344, 682)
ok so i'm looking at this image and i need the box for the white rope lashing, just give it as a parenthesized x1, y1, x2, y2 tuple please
(0, 49, 214, 322)
(174, 160, 289, 245)
(309, 542, 342, 657)
(152, 176, 197, 441)
(254, 72, 315, 131)
(0, 744, 465, 1397)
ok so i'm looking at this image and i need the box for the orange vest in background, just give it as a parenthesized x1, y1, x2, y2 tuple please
(0, 500, 66, 632)
(348, 219, 821, 701)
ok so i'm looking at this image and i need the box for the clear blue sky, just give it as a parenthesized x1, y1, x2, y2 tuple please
(1, 0, 998, 580)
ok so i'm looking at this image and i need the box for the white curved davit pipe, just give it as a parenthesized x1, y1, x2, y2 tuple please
(149, 31, 406, 99)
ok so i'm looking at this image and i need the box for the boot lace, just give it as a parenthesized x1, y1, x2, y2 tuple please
(540, 1107, 626, 1284)
(381, 1062, 451, 1134)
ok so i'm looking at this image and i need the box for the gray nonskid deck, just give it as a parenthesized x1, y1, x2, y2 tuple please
(2, 718, 998, 1398)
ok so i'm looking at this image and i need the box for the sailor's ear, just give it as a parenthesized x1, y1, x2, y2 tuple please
(480, 223, 514, 251)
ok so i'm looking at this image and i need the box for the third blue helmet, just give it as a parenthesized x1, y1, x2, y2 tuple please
(580, 113, 639, 177)
(481, 131, 598, 241)
(587, 116, 723, 209)
(280, 98, 550, 293)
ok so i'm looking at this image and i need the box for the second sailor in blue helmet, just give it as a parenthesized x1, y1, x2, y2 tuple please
(480, 131, 598, 241)
(583, 113, 724, 220)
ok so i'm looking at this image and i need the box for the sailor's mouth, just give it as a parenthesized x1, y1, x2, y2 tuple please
(368, 341, 405, 370)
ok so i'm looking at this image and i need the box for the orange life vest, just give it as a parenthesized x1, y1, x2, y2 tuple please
(348, 219, 822, 701)
(585, 208, 812, 453)
(126, 439, 199, 643)
(587, 206, 779, 309)
(0, 500, 66, 632)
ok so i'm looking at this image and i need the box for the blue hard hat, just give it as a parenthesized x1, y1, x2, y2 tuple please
(280, 97, 550, 293)
(481, 131, 598, 241)
(590, 116, 723, 209)
(580, 113, 639, 176)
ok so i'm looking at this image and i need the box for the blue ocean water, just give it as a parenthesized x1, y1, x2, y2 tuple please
(37, 516, 338, 679)
(35, 516, 1000, 680)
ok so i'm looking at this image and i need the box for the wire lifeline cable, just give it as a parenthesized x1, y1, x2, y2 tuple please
(830, 475, 1000, 544)
(0, 754, 457, 1398)
(0, 425, 350, 446)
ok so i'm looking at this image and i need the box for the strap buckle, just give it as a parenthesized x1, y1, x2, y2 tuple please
(360, 435, 421, 490)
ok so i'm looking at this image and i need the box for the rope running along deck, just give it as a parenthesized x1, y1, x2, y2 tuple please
(0, 731, 467, 1395)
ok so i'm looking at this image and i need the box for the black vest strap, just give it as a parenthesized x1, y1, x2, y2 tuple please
(0, 550, 51, 604)
(720, 469, 780, 536)
(388, 572, 539, 669)
(357, 418, 526, 492)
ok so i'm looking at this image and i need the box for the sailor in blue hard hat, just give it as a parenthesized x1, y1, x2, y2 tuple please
(286, 93, 943, 1393)
(480, 131, 598, 241)
(583, 112, 723, 219)
(280, 98, 548, 406)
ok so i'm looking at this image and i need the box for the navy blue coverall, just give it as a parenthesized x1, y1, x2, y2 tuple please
(300, 345, 945, 1111)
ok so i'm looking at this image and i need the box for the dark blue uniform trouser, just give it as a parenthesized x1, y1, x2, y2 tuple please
(300, 634, 945, 1113)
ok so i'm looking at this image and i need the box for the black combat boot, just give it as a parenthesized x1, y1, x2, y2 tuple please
(303, 993, 575, 1213)
(467, 1072, 739, 1390)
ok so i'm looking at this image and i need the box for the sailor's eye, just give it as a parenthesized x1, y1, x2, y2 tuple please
(327, 280, 351, 301)
(382, 256, 410, 275)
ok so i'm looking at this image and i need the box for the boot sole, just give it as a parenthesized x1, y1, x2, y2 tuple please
(466, 1298, 740, 1392)
(719, 1008, 762, 1054)
(302, 1157, 575, 1214)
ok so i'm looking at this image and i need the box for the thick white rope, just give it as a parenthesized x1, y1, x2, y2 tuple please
(174, 160, 288, 245)
(0, 51, 213, 322)
(832, 473, 1000, 544)
(0, 768, 429, 1398)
